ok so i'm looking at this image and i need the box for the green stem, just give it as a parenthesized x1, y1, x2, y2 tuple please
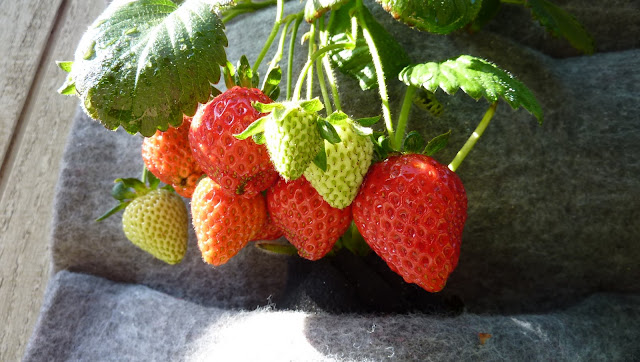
(261, 15, 294, 89)
(306, 23, 316, 100)
(287, 14, 304, 99)
(355, 0, 395, 147)
(448, 102, 498, 172)
(292, 43, 354, 101)
(394, 85, 416, 150)
(500, 0, 525, 4)
(319, 12, 341, 111)
(315, 19, 332, 113)
(253, 0, 284, 73)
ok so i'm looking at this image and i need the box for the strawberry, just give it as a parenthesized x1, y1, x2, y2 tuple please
(250, 211, 284, 241)
(352, 154, 467, 292)
(191, 177, 268, 266)
(141, 116, 204, 198)
(303, 119, 374, 209)
(262, 100, 323, 181)
(121, 188, 189, 264)
(267, 176, 352, 260)
(189, 86, 278, 198)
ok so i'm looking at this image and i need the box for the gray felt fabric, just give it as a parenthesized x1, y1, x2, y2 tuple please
(25, 0, 640, 360)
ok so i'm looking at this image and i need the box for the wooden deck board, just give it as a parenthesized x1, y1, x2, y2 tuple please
(0, 0, 64, 169)
(0, 1, 104, 360)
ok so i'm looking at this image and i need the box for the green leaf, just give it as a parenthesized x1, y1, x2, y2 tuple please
(354, 115, 380, 127)
(57, 61, 73, 73)
(252, 101, 284, 114)
(262, 66, 282, 101)
(424, 130, 451, 156)
(328, 2, 411, 90)
(467, 0, 501, 33)
(312, 144, 328, 172)
(348, 119, 373, 136)
(304, 0, 350, 23)
(400, 55, 543, 124)
(402, 130, 425, 153)
(413, 88, 443, 116)
(317, 119, 342, 144)
(526, 0, 595, 54)
(69, 0, 228, 136)
(375, 0, 483, 34)
(234, 115, 269, 140)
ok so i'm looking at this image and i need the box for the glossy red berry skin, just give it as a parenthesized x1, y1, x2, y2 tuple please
(142, 116, 204, 198)
(352, 154, 467, 292)
(191, 177, 267, 266)
(267, 177, 352, 260)
(189, 87, 278, 198)
(250, 212, 285, 242)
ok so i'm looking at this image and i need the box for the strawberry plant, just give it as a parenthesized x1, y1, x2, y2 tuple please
(61, 0, 592, 293)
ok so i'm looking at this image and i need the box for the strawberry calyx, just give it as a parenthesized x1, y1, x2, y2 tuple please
(96, 168, 175, 222)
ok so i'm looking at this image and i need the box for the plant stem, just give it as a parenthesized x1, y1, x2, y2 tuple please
(315, 18, 332, 113)
(319, 12, 342, 111)
(292, 43, 354, 101)
(287, 14, 304, 99)
(306, 23, 316, 100)
(394, 85, 416, 150)
(448, 102, 498, 172)
(355, 0, 395, 147)
(261, 15, 295, 89)
(253, 0, 284, 73)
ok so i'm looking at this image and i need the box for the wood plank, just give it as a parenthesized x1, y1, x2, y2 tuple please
(0, 0, 64, 170)
(0, 0, 104, 360)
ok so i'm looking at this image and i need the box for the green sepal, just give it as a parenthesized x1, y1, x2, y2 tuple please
(402, 131, 426, 154)
(235, 55, 256, 88)
(354, 115, 380, 127)
(145, 168, 161, 190)
(255, 240, 299, 256)
(210, 85, 222, 98)
(95, 201, 129, 222)
(317, 119, 341, 144)
(312, 143, 328, 172)
(111, 182, 137, 201)
(57, 77, 77, 95)
(373, 133, 392, 160)
(400, 55, 543, 124)
(299, 98, 324, 113)
(223, 61, 236, 90)
(252, 101, 284, 114)
(326, 111, 349, 125)
(234, 115, 269, 140)
(348, 119, 373, 137)
(424, 130, 451, 156)
(252, 132, 266, 145)
(339, 222, 370, 257)
(56, 61, 73, 73)
(262, 66, 282, 101)
(114, 178, 148, 194)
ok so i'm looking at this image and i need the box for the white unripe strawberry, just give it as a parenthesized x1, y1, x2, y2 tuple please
(304, 121, 373, 209)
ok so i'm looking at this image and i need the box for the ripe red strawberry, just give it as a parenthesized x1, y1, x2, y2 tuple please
(191, 177, 267, 266)
(250, 211, 284, 241)
(352, 154, 467, 292)
(141, 116, 204, 198)
(267, 176, 352, 260)
(189, 86, 278, 198)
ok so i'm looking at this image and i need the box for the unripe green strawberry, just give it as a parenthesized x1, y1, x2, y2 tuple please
(122, 188, 189, 264)
(304, 120, 374, 209)
(263, 101, 323, 181)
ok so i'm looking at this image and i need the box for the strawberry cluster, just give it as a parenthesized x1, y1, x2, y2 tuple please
(139, 86, 468, 293)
